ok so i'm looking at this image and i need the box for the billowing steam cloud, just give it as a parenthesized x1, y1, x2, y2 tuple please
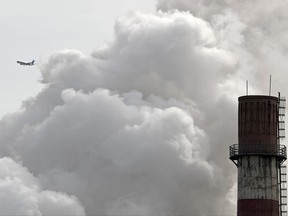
(1, 0, 287, 215)
(157, 0, 288, 92)
(0, 157, 85, 215)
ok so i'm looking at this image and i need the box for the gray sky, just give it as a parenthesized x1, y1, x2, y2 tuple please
(0, 0, 155, 118)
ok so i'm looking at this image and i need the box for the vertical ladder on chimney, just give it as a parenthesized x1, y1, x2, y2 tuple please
(279, 95, 286, 140)
(280, 165, 287, 216)
(278, 94, 287, 216)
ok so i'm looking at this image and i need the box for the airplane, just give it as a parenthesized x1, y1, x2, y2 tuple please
(16, 60, 35, 66)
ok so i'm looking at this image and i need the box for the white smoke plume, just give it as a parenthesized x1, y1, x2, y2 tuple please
(1, 0, 287, 215)
(157, 0, 288, 92)
(0, 157, 85, 215)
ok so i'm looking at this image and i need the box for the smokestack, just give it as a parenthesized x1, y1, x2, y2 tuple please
(230, 94, 287, 216)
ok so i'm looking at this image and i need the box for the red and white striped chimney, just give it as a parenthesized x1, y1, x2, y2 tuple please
(230, 95, 287, 216)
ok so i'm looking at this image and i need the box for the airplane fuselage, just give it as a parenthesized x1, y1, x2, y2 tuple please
(17, 60, 35, 66)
